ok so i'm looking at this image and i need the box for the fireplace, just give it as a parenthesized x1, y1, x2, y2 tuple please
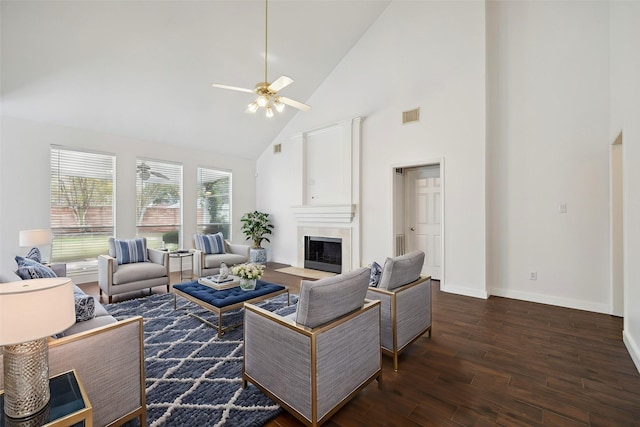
(304, 236, 342, 274)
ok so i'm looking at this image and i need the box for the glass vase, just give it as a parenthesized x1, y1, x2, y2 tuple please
(240, 278, 256, 291)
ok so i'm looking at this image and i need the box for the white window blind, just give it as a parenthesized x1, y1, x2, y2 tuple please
(197, 167, 231, 238)
(136, 159, 182, 250)
(50, 146, 115, 276)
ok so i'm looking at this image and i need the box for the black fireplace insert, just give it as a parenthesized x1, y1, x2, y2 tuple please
(304, 236, 342, 274)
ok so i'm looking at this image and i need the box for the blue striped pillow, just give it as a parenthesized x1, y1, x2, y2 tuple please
(114, 238, 147, 265)
(194, 233, 225, 255)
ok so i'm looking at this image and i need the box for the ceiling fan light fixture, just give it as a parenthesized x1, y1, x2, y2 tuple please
(257, 95, 269, 108)
(274, 98, 285, 112)
(247, 101, 259, 113)
(265, 105, 274, 118)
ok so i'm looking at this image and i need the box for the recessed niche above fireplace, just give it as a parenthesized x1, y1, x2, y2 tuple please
(304, 236, 342, 274)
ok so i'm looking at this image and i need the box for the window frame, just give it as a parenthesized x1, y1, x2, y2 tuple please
(196, 166, 232, 239)
(50, 145, 116, 276)
(135, 157, 183, 250)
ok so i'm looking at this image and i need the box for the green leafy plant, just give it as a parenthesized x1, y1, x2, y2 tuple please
(240, 211, 274, 249)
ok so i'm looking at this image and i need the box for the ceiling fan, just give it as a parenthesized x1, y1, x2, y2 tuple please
(137, 162, 168, 181)
(212, 0, 311, 117)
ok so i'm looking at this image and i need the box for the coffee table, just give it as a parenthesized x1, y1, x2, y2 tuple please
(173, 279, 289, 337)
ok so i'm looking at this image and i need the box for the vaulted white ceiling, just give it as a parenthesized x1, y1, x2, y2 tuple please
(1, 0, 390, 159)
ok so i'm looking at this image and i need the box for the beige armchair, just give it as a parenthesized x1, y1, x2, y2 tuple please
(98, 237, 170, 303)
(243, 268, 381, 427)
(366, 250, 431, 371)
(192, 237, 250, 278)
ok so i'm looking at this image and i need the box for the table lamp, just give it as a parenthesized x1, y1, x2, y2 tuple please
(18, 229, 53, 263)
(0, 278, 75, 419)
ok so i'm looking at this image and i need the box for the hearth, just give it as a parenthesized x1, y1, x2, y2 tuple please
(304, 236, 342, 274)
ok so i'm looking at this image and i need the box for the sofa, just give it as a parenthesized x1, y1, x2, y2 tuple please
(1, 260, 146, 426)
(243, 267, 382, 426)
(193, 234, 250, 277)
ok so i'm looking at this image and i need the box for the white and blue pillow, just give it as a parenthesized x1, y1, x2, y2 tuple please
(15, 255, 57, 279)
(73, 290, 95, 322)
(369, 261, 382, 287)
(26, 247, 42, 263)
(194, 232, 225, 255)
(114, 238, 147, 265)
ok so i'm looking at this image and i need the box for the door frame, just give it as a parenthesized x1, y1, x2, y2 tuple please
(610, 132, 624, 316)
(391, 156, 445, 285)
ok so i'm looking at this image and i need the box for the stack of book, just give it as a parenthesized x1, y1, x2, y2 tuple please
(198, 274, 240, 290)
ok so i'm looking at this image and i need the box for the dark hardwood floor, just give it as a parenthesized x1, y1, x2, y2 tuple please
(79, 264, 640, 426)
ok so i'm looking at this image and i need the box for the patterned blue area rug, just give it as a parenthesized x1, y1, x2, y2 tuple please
(105, 292, 297, 427)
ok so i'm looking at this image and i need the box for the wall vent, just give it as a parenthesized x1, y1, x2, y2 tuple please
(395, 234, 406, 256)
(273, 143, 282, 154)
(402, 108, 420, 124)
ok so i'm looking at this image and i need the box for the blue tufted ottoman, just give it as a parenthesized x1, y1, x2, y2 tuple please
(173, 280, 288, 337)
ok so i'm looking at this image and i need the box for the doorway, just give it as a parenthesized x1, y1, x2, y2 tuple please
(392, 160, 443, 281)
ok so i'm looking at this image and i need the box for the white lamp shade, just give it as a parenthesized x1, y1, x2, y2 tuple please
(19, 229, 53, 247)
(0, 278, 75, 345)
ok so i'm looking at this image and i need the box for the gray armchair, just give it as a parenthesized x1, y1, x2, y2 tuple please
(98, 237, 170, 303)
(243, 268, 381, 427)
(366, 250, 431, 371)
(192, 238, 250, 278)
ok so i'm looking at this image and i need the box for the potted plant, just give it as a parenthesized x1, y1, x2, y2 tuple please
(240, 210, 274, 264)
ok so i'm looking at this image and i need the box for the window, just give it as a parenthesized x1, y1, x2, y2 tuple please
(136, 159, 182, 250)
(50, 146, 115, 276)
(197, 167, 231, 238)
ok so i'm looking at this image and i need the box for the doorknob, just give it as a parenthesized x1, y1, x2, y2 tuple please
(410, 227, 415, 231)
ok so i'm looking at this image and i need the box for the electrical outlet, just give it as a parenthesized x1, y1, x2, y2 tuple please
(529, 272, 537, 280)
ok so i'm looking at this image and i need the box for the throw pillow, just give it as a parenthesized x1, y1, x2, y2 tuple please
(15, 255, 57, 279)
(114, 238, 147, 265)
(73, 291, 95, 322)
(194, 232, 225, 255)
(369, 261, 382, 287)
(26, 247, 42, 263)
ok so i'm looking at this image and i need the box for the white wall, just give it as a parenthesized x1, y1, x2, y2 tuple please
(0, 116, 256, 282)
(610, 0, 640, 371)
(486, 1, 611, 313)
(257, 1, 488, 298)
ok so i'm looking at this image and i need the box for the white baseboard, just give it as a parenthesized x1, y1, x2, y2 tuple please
(623, 330, 640, 374)
(440, 283, 488, 299)
(489, 287, 611, 315)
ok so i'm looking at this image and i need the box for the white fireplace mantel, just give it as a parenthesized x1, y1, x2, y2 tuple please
(292, 204, 355, 223)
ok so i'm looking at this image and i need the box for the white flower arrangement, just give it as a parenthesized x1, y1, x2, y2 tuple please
(231, 263, 265, 280)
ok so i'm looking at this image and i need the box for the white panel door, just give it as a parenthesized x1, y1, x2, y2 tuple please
(406, 166, 441, 279)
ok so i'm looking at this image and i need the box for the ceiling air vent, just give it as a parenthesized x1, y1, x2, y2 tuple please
(273, 143, 282, 154)
(402, 108, 420, 124)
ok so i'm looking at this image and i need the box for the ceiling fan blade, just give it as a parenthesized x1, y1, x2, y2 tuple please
(212, 83, 255, 94)
(279, 96, 311, 112)
(268, 76, 293, 93)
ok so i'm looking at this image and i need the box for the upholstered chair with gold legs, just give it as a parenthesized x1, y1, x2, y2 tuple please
(243, 267, 381, 427)
(98, 237, 170, 303)
(366, 250, 431, 371)
(192, 233, 250, 278)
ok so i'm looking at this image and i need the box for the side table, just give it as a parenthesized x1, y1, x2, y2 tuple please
(169, 251, 194, 283)
(0, 369, 92, 427)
